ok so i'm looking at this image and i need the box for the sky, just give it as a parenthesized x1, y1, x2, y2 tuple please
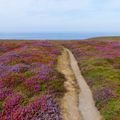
(0, 0, 120, 33)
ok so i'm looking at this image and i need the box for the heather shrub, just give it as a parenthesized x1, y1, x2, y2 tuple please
(0, 41, 64, 119)
(64, 40, 120, 120)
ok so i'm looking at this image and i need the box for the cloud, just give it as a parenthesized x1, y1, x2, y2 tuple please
(0, 0, 120, 33)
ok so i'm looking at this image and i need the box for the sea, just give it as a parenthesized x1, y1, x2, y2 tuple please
(0, 33, 119, 40)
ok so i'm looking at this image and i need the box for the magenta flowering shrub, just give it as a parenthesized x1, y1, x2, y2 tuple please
(65, 40, 120, 59)
(24, 77, 41, 92)
(9, 63, 30, 73)
(0, 88, 12, 101)
(2, 93, 22, 116)
(93, 87, 115, 104)
(0, 41, 63, 120)
(0, 72, 25, 88)
(64, 39, 120, 120)
(8, 95, 61, 120)
(95, 41, 120, 59)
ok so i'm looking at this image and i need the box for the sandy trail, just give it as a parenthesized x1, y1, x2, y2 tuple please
(66, 48, 102, 120)
(57, 49, 82, 120)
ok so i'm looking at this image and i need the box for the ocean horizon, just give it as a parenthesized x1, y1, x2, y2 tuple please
(0, 33, 120, 40)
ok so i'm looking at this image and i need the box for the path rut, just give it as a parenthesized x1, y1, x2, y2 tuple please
(57, 48, 102, 120)
(66, 48, 102, 120)
(57, 48, 82, 120)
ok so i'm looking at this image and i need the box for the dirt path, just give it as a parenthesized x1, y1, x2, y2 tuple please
(66, 48, 102, 120)
(57, 48, 82, 120)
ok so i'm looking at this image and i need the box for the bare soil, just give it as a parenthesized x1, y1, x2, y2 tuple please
(66, 48, 102, 120)
(57, 48, 102, 120)
(57, 48, 82, 120)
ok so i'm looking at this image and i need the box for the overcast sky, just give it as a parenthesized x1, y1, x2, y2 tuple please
(0, 0, 120, 33)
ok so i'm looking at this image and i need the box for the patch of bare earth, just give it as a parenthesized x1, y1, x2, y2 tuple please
(57, 48, 82, 120)
(66, 48, 103, 120)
